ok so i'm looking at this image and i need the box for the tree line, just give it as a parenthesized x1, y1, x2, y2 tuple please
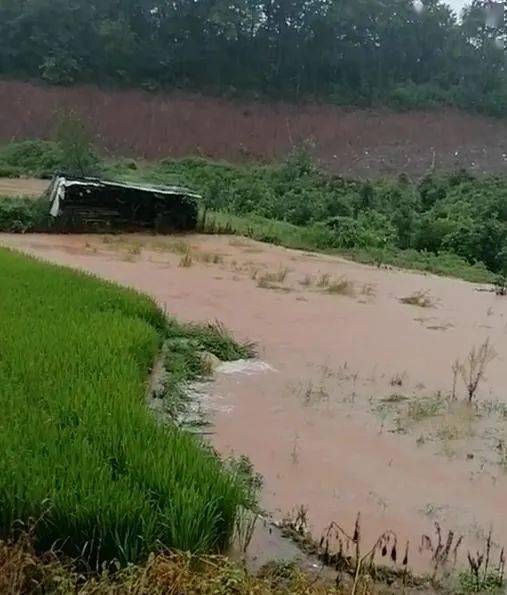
(0, 0, 505, 114)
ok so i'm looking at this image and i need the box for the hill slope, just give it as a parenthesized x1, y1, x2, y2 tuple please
(1, 80, 506, 178)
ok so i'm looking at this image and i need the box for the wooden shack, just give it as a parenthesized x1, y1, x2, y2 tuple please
(47, 175, 200, 232)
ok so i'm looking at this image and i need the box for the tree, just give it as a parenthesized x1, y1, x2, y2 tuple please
(0, 0, 505, 115)
(55, 110, 98, 177)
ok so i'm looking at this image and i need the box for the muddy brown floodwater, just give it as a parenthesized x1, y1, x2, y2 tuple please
(0, 178, 49, 197)
(2, 232, 507, 573)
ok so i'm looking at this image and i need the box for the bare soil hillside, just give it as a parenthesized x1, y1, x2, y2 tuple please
(1, 80, 506, 177)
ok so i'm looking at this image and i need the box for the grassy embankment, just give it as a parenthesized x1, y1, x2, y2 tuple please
(0, 139, 502, 285)
(0, 248, 252, 566)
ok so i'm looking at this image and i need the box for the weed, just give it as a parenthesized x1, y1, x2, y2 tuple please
(315, 272, 355, 296)
(375, 392, 455, 441)
(179, 251, 193, 267)
(457, 569, 504, 593)
(0, 532, 334, 594)
(290, 433, 300, 464)
(321, 514, 407, 595)
(256, 267, 291, 290)
(172, 320, 255, 362)
(226, 454, 263, 504)
(325, 276, 355, 297)
(406, 395, 445, 422)
(360, 283, 377, 298)
(227, 455, 262, 554)
(457, 529, 505, 593)
(128, 242, 142, 255)
(299, 273, 314, 286)
(494, 275, 507, 297)
(399, 290, 436, 308)
(456, 339, 496, 403)
(165, 238, 192, 254)
(257, 277, 275, 289)
(435, 422, 470, 443)
(197, 251, 224, 264)
(390, 373, 404, 387)
(301, 380, 329, 406)
(317, 272, 331, 288)
(381, 393, 408, 404)
(257, 266, 289, 285)
(420, 522, 463, 580)
(234, 507, 258, 555)
(146, 238, 189, 254)
(451, 359, 460, 401)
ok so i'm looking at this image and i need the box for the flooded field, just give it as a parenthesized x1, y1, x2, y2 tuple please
(0, 178, 49, 197)
(2, 231, 506, 572)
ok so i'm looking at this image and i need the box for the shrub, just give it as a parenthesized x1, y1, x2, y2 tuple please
(0, 140, 62, 178)
(388, 82, 449, 111)
(40, 52, 81, 85)
(0, 197, 51, 232)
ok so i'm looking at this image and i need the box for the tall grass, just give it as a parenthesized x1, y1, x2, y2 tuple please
(0, 249, 246, 566)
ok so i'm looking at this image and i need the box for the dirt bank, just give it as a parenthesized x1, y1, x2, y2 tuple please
(2, 231, 506, 575)
(2, 80, 507, 177)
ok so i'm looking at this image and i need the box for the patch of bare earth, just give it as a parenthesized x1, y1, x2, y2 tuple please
(2, 81, 507, 176)
(2, 232, 507, 576)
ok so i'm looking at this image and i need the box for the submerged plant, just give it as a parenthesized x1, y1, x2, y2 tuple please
(456, 339, 496, 403)
(179, 251, 193, 267)
(399, 290, 436, 308)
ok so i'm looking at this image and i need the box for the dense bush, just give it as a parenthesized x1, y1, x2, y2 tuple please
(0, 134, 99, 178)
(1, 140, 505, 280)
(0, 197, 51, 232)
(0, 140, 63, 178)
(111, 150, 507, 277)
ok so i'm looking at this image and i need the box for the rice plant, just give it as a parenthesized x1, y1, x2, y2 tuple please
(0, 249, 247, 566)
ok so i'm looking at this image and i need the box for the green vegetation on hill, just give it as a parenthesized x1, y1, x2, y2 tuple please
(0, 140, 62, 178)
(110, 150, 505, 282)
(0, 248, 248, 565)
(0, 1, 505, 117)
(0, 139, 505, 284)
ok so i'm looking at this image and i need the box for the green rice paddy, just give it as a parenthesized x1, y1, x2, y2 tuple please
(0, 249, 246, 565)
